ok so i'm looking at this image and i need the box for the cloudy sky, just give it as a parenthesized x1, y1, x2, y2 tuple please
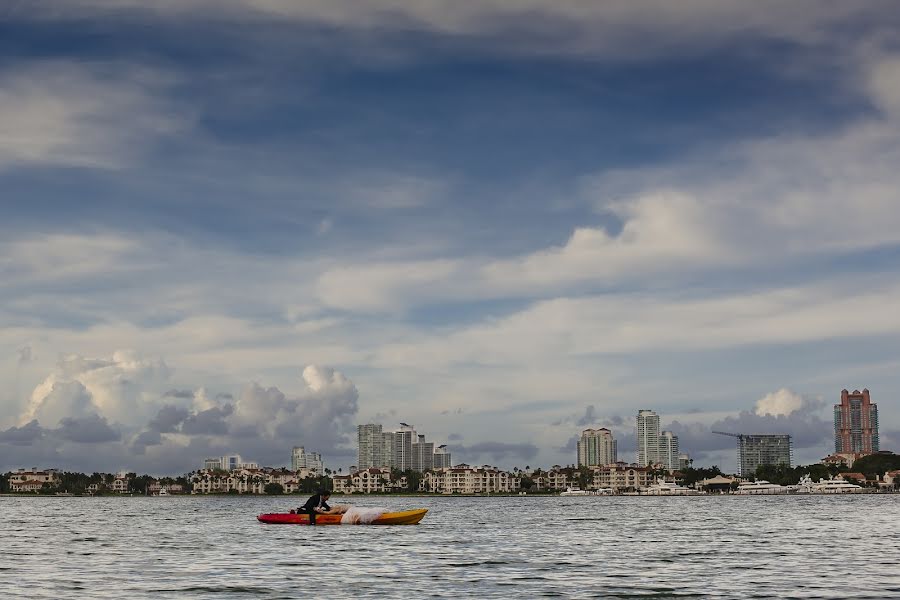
(2, 1, 900, 475)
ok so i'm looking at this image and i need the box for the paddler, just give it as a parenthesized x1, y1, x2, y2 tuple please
(299, 490, 331, 526)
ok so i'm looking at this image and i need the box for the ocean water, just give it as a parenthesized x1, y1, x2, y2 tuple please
(1, 494, 899, 599)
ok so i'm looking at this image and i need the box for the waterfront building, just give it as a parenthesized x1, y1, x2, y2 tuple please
(544, 468, 569, 490)
(411, 434, 434, 472)
(291, 446, 323, 473)
(350, 468, 398, 493)
(737, 434, 792, 476)
(390, 423, 417, 471)
(433, 445, 452, 469)
(636, 410, 661, 467)
(821, 452, 868, 468)
(201, 455, 256, 472)
(111, 471, 131, 493)
(659, 431, 680, 473)
(423, 465, 519, 494)
(576, 428, 617, 467)
(357, 424, 388, 470)
(358, 422, 445, 472)
(678, 453, 692, 470)
(835, 389, 879, 455)
(8, 468, 59, 492)
(590, 463, 651, 492)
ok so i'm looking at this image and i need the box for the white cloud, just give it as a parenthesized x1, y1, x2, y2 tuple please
(0, 61, 184, 169)
(754, 388, 805, 417)
(22, 351, 172, 427)
(867, 57, 900, 118)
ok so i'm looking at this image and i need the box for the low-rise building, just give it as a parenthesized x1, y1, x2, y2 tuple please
(423, 465, 519, 494)
(591, 463, 651, 491)
(8, 468, 59, 492)
(821, 453, 870, 469)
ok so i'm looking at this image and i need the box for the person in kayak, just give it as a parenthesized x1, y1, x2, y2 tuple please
(300, 490, 331, 526)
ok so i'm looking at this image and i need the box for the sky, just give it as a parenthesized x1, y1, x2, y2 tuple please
(2, 0, 900, 475)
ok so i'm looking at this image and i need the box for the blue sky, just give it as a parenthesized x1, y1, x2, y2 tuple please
(2, 1, 900, 474)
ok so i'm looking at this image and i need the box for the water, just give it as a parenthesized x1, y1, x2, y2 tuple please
(2, 495, 899, 599)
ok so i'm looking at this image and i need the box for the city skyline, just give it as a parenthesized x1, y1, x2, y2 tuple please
(2, 2, 900, 475)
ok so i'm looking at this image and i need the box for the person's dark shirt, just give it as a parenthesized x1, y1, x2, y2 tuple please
(302, 494, 330, 512)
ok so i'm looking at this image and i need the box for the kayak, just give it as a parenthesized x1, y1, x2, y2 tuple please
(257, 508, 427, 525)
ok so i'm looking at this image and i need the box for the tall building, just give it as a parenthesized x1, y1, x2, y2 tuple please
(659, 430, 680, 472)
(433, 445, 452, 469)
(291, 446, 324, 473)
(576, 428, 617, 467)
(835, 389, 879, 454)
(636, 410, 661, 467)
(390, 423, 417, 471)
(202, 455, 255, 471)
(411, 434, 435, 472)
(358, 424, 388, 469)
(737, 434, 792, 477)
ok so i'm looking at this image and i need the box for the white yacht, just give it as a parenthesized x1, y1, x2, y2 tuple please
(735, 480, 789, 495)
(644, 480, 700, 495)
(793, 474, 815, 494)
(812, 476, 863, 494)
(156, 487, 170, 497)
(560, 486, 592, 496)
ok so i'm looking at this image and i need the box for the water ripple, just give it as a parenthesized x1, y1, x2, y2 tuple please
(1, 495, 899, 598)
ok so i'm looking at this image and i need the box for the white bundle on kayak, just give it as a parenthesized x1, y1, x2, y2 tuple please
(340, 507, 387, 524)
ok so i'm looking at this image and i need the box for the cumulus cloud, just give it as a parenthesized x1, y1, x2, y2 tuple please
(2, 355, 360, 473)
(180, 405, 234, 435)
(56, 414, 120, 444)
(0, 420, 44, 446)
(667, 391, 831, 460)
(755, 388, 806, 417)
(22, 351, 172, 427)
(147, 405, 190, 433)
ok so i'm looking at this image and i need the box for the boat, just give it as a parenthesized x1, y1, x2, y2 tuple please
(257, 508, 428, 525)
(157, 488, 170, 496)
(811, 476, 863, 494)
(735, 480, 789, 495)
(560, 486, 592, 496)
(643, 480, 700, 495)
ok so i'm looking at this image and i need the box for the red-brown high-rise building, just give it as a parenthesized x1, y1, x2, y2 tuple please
(834, 389, 879, 454)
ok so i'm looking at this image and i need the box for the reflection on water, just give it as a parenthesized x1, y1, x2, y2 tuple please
(2, 495, 899, 599)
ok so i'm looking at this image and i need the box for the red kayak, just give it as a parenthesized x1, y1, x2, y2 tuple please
(258, 508, 427, 525)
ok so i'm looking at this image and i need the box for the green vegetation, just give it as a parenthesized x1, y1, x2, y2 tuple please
(851, 453, 900, 479)
(293, 475, 332, 494)
(679, 466, 724, 487)
(0, 472, 8, 493)
(264, 483, 285, 495)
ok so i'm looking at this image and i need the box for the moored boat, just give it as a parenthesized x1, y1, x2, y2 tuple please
(258, 508, 427, 525)
(735, 480, 789, 495)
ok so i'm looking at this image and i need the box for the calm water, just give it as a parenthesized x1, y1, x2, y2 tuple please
(2, 495, 899, 599)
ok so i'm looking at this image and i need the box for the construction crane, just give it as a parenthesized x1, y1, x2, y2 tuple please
(712, 431, 745, 440)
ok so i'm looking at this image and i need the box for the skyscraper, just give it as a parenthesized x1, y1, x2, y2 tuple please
(636, 410, 661, 467)
(358, 424, 387, 469)
(291, 446, 323, 473)
(390, 423, 417, 471)
(835, 389, 879, 454)
(576, 428, 617, 467)
(411, 434, 435, 472)
(433, 445, 452, 469)
(737, 434, 792, 476)
(659, 430, 680, 472)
